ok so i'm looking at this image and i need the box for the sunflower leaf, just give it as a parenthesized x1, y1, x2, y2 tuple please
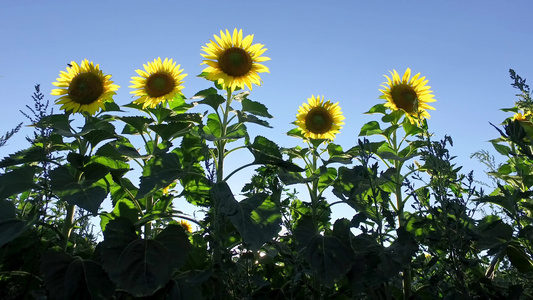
(118, 116, 153, 135)
(212, 182, 281, 251)
(168, 93, 193, 113)
(0, 166, 39, 200)
(241, 98, 273, 118)
(287, 128, 305, 139)
(192, 87, 218, 98)
(0, 145, 48, 168)
(149, 122, 194, 141)
(137, 149, 185, 199)
(100, 218, 175, 297)
(359, 121, 382, 137)
(103, 101, 122, 112)
(236, 111, 272, 128)
(364, 103, 387, 115)
(195, 94, 225, 111)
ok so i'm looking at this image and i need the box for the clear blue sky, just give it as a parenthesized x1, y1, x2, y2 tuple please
(1, 0, 532, 220)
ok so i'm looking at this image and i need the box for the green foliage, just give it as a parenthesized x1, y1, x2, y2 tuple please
(3, 65, 533, 299)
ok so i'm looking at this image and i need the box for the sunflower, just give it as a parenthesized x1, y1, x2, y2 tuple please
(51, 59, 119, 115)
(180, 220, 193, 233)
(379, 68, 436, 124)
(513, 112, 530, 122)
(130, 58, 187, 109)
(201, 29, 270, 91)
(295, 95, 345, 141)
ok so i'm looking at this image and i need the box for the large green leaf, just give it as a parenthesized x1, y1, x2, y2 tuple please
(49, 165, 108, 214)
(81, 129, 118, 148)
(180, 170, 212, 207)
(241, 97, 273, 118)
(195, 93, 225, 111)
(0, 146, 48, 168)
(35, 114, 74, 137)
(41, 251, 115, 300)
(236, 111, 272, 128)
(212, 182, 281, 251)
(0, 166, 39, 199)
(118, 116, 153, 135)
(0, 219, 29, 248)
(359, 121, 382, 137)
(149, 122, 194, 141)
(154, 224, 193, 270)
(475, 216, 513, 250)
(305, 235, 354, 287)
(100, 199, 139, 232)
(100, 218, 189, 297)
(248, 136, 304, 172)
(137, 149, 185, 199)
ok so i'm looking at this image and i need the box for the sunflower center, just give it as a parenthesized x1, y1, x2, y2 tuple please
(390, 84, 418, 113)
(145, 73, 175, 98)
(219, 47, 253, 77)
(68, 72, 104, 105)
(305, 107, 333, 134)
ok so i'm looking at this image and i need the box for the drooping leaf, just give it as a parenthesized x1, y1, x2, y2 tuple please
(100, 218, 174, 296)
(149, 122, 194, 141)
(475, 216, 513, 250)
(64, 258, 116, 300)
(195, 93, 225, 111)
(35, 113, 74, 137)
(506, 243, 533, 273)
(241, 98, 273, 118)
(212, 182, 281, 251)
(137, 149, 185, 199)
(0, 219, 29, 248)
(119, 116, 153, 135)
(248, 136, 304, 172)
(154, 224, 193, 271)
(0, 166, 39, 199)
(0, 146, 48, 168)
(82, 129, 118, 148)
(49, 165, 108, 214)
(41, 251, 115, 300)
(305, 235, 354, 287)
(236, 111, 272, 128)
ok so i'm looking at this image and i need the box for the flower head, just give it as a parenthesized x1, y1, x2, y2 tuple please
(295, 95, 345, 141)
(513, 112, 531, 122)
(379, 68, 435, 124)
(180, 220, 193, 233)
(201, 29, 270, 91)
(51, 59, 119, 115)
(130, 58, 187, 109)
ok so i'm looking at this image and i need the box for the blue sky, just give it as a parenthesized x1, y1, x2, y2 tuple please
(1, 0, 532, 221)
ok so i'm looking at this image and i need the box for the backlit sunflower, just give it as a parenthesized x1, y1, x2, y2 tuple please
(379, 68, 436, 124)
(201, 29, 270, 91)
(130, 58, 187, 109)
(180, 220, 193, 233)
(51, 59, 119, 115)
(513, 112, 531, 122)
(295, 95, 345, 141)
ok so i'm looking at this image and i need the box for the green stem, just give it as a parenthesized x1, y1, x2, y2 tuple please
(61, 204, 76, 251)
(213, 88, 233, 300)
(145, 196, 153, 238)
(216, 89, 233, 183)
